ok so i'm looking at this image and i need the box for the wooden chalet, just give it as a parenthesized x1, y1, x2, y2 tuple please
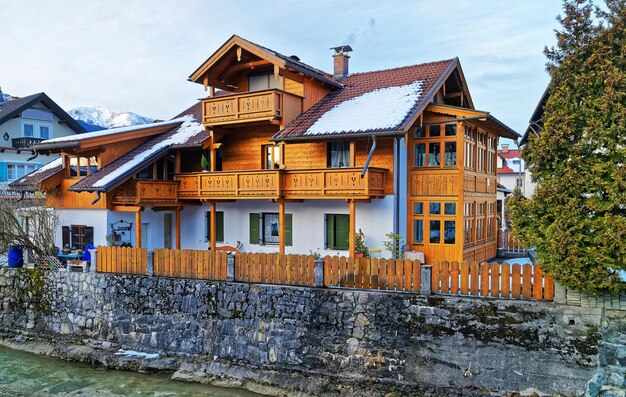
(11, 34, 519, 263)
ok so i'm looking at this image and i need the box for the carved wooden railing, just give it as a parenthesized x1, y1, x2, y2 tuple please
(175, 167, 387, 200)
(202, 89, 292, 126)
(112, 180, 178, 205)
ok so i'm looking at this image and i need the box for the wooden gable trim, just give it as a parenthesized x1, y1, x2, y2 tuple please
(426, 104, 489, 119)
(453, 63, 474, 109)
(189, 35, 286, 84)
(79, 124, 179, 150)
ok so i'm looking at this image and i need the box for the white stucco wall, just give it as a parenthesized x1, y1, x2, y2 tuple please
(55, 209, 109, 249)
(177, 197, 396, 257)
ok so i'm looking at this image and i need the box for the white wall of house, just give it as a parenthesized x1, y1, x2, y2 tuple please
(497, 173, 536, 199)
(55, 209, 109, 249)
(178, 197, 396, 257)
(108, 209, 175, 251)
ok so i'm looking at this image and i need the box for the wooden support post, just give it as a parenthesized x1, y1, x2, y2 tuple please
(174, 151, 181, 174)
(210, 201, 217, 251)
(279, 142, 286, 169)
(209, 86, 215, 97)
(209, 136, 216, 172)
(349, 199, 356, 257)
(175, 207, 181, 250)
(135, 210, 142, 248)
(349, 141, 356, 167)
(279, 201, 285, 255)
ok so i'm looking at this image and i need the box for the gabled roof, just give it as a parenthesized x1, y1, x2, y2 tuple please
(272, 59, 462, 141)
(520, 86, 549, 146)
(189, 35, 342, 89)
(8, 158, 64, 191)
(69, 103, 208, 193)
(0, 92, 86, 134)
(32, 118, 185, 152)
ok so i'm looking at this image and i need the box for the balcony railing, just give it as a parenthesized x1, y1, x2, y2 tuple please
(112, 180, 178, 205)
(202, 89, 301, 127)
(12, 137, 45, 149)
(175, 167, 387, 201)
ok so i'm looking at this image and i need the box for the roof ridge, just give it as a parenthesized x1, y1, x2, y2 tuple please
(345, 58, 457, 78)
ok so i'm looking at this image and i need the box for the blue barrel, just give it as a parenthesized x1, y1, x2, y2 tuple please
(8, 245, 23, 268)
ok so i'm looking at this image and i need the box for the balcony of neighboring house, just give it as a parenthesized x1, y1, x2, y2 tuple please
(12, 137, 45, 149)
(201, 89, 302, 127)
(112, 180, 179, 206)
(174, 167, 387, 201)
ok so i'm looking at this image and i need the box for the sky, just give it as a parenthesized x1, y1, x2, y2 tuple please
(0, 0, 563, 145)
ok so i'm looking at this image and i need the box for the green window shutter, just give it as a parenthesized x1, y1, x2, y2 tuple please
(285, 214, 293, 246)
(335, 215, 350, 250)
(205, 211, 210, 241)
(326, 214, 335, 249)
(0, 162, 7, 182)
(249, 213, 260, 244)
(216, 211, 224, 242)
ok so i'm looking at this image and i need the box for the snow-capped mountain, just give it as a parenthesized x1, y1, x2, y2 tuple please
(69, 106, 155, 132)
(0, 88, 12, 104)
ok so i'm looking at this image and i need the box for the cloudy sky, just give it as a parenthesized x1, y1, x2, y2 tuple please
(1, 0, 563, 144)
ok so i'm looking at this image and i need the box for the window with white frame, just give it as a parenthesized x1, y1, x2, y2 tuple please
(7, 163, 37, 182)
(23, 123, 35, 137)
(22, 121, 52, 138)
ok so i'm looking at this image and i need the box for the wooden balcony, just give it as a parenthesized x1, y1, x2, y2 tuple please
(202, 89, 302, 127)
(112, 180, 178, 206)
(175, 167, 387, 201)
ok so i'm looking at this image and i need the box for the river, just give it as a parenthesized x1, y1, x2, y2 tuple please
(0, 345, 261, 397)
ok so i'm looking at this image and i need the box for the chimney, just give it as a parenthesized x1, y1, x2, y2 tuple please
(501, 144, 509, 154)
(330, 45, 353, 80)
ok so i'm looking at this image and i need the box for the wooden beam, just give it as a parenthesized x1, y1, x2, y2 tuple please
(209, 86, 215, 97)
(175, 207, 181, 250)
(174, 151, 181, 173)
(112, 205, 142, 212)
(279, 201, 285, 255)
(219, 60, 272, 81)
(349, 141, 356, 167)
(349, 200, 356, 257)
(210, 201, 217, 251)
(135, 210, 142, 248)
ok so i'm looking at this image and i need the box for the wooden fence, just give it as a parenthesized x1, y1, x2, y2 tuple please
(97, 246, 147, 275)
(235, 253, 314, 287)
(95, 246, 553, 302)
(323, 256, 422, 292)
(432, 261, 554, 301)
(153, 248, 227, 280)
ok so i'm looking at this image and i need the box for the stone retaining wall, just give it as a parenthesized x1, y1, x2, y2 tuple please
(0, 267, 624, 396)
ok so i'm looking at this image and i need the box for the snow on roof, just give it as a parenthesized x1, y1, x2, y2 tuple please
(304, 80, 424, 135)
(91, 116, 203, 188)
(15, 158, 62, 184)
(37, 118, 185, 144)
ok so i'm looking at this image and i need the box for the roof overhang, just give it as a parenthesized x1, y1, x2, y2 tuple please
(271, 130, 404, 143)
(425, 103, 519, 139)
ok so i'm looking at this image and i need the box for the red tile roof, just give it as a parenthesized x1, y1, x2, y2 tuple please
(498, 148, 521, 159)
(273, 59, 457, 141)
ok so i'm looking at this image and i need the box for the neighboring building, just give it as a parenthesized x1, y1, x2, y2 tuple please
(496, 144, 536, 198)
(11, 35, 519, 263)
(0, 92, 86, 187)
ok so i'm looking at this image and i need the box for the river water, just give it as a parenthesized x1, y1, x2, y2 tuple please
(0, 346, 261, 397)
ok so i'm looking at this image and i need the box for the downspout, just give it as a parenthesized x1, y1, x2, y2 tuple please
(360, 135, 377, 179)
(17, 191, 25, 203)
(393, 137, 401, 258)
(91, 192, 101, 205)
(27, 151, 38, 161)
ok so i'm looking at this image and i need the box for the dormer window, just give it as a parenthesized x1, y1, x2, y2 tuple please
(248, 72, 283, 92)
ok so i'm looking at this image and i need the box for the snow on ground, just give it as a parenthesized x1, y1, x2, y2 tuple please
(37, 118, 185, 144)
(93, 116, 204, 188)
(114, 349, 159, 359)
(305, 80, 424, 135)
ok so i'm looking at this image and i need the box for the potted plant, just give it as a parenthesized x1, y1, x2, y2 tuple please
(354, 229, 369, 258)
(200, 154, 210, 172)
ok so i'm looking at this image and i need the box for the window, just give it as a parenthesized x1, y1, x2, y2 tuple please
(423, 201, 458, 246)
(413, 202, 424, 215)
(328, 141, 350, 168)
(444, 221, 456, 244)
(429, 220, 441, 243)
(445, 124, 457, 136)
(428, 142, 440, 166)
(248, 73, 283, 91)
(62, 225, 94, 251)
(444, 203, 456, 215)
(249, 213, 292, 246)
(39, 125, 50, 139)
(444, 142, 456, 166)
(326, 214, 349, 250)
(262, 144, 281, 169)
(205, 211, 224, 243)
(414, 126, 426, 138)
(23, 123, 34, 137)
(429, 202, 441, 215)
(69, 157, 98, 177)
(516, 178, 523, 188)
(429, 125, 441, 137)
(414, 143, 426, 167)
(413, 219, 424, 243)
(6, 163, 36, 182)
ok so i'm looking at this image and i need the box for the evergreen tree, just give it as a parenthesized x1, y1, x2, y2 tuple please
(508, 0, 626, 294)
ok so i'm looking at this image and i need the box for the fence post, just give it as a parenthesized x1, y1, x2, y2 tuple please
(89, 248, 97, 273)
(420, 265, 432, 295)
(146, 251, 154, 276)
(553, 282, 567, 305)
(314, 258, 324, 287)
(226, 254, 235, 282)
